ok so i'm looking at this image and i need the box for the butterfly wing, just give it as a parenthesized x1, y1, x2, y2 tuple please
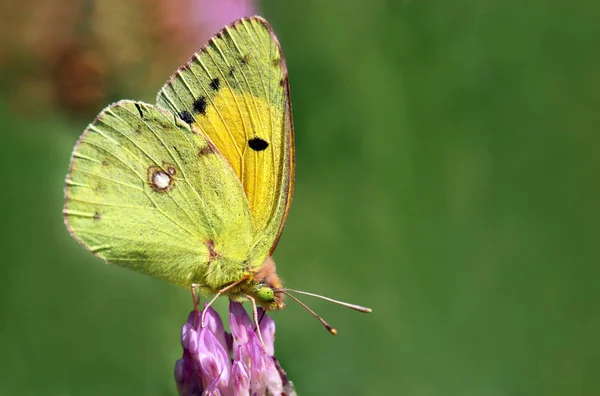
(64, 101, 254, 288)
(156, 16, 294, 260)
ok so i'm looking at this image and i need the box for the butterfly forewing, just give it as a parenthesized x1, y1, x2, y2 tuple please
(156, 16, 294, 257)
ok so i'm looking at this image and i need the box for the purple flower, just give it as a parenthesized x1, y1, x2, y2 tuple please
(191, 0, 257, 45)
(175, 301, 296, 396)
(231, 358, 250, 395)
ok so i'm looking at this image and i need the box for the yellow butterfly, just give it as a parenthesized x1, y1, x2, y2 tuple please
(64, 16, 369, 333)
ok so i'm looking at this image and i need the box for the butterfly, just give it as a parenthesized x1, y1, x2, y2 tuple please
(64, 16, 369, 333)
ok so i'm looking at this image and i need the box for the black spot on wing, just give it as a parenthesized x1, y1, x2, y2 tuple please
(134, 103, 144, 119)
(241, 54, 250, 65)
(209, 77, 220, 91)
(178, 111, 194, 124)
(228, 67, 235, 77)
(248, 137, 269, 151)
(193, 96, 207, 115)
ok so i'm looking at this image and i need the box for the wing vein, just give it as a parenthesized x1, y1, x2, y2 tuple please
(122, 105, 207, 234)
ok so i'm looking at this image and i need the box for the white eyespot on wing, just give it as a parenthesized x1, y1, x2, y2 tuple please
(148, 165, 177, 192)
(153, 171, 171, 189)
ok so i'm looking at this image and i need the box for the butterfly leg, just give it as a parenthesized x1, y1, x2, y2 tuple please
(191, 284, 200, 312)
(201, 275, 250, 328)
(245, 293, 267, 352)
(190, 284, 202, 328)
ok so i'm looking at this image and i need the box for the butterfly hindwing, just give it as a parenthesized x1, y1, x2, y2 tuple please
(156, 17, 294, 258)
(64, 101, 254, 287)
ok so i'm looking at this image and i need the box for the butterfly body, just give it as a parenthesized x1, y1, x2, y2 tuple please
(64, 17, 292, 311)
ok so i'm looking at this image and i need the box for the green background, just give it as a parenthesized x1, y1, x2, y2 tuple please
(1, 0, 599, 395)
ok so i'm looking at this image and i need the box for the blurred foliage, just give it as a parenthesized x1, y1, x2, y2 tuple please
(0, 0, 236, 117)
(1, 0, 600, 395)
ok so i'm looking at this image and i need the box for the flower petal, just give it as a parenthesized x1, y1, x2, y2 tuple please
(197, 328, 230, 389)
(185, 328, 200, 355)
(231, 360, 250, 396)
(176, 306, 294, 396)
(181, 311, 201, 350)
(264, 356, 283, 396)
(258, 310, 276, 356)
(203, 375, 223, 396)
(229, 301, 252, 346)
(203, 303, 228, 352)
(174, 356, 203, 396)
(246, 333, 267, 396)
(273, 357, 298, 396)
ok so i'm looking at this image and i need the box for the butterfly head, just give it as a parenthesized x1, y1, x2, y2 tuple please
(253, 283, 285, 311)
(249, 256, 286, 311)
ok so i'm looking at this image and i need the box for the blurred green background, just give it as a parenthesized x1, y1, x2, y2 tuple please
(1, 0, 599, 395)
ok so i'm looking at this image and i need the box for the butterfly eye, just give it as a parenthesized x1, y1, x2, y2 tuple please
(254, 285, 275, 302)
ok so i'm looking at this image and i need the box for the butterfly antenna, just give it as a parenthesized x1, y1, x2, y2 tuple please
(282, 288, 372, 313)
(279, 290, 338, 335)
